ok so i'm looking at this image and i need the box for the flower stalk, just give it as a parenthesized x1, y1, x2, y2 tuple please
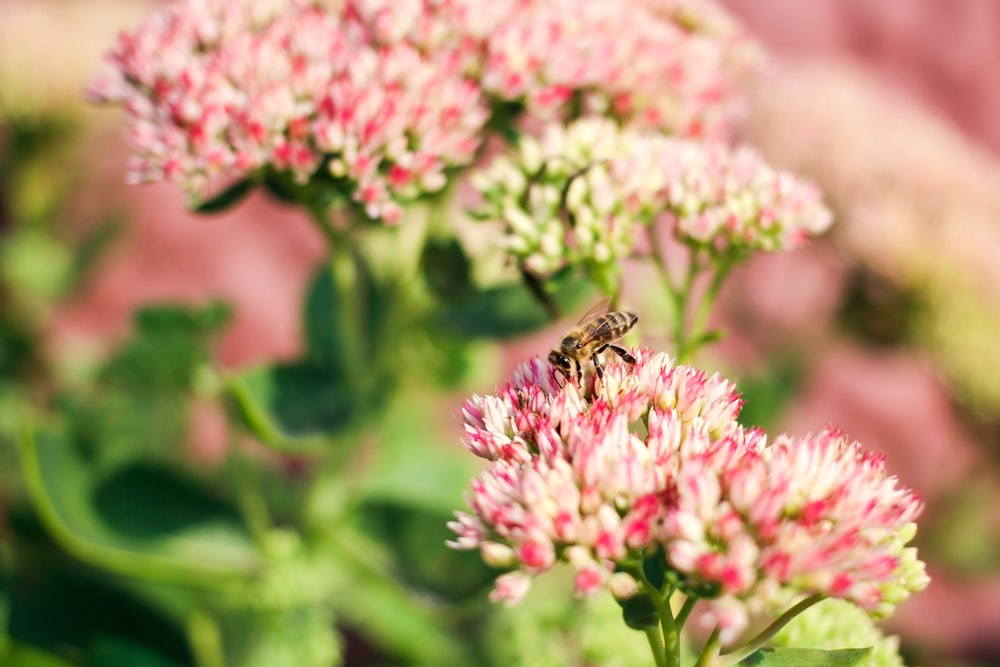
(634, 566, 681, 667)
(713, 594, 828, 667)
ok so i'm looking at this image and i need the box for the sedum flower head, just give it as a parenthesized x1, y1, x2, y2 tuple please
(88, 0, 488, 222)
(475, 0, 760, 136)
(472, 118, 832, 275)
(90, 0, 757, 221)
(448, 348, 926, 643)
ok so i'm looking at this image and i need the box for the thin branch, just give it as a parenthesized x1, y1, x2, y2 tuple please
(715, 594, 827, 667)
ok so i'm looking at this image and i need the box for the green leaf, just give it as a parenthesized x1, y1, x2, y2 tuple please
(736, 362, 802, 432)
(302, 261, 345, 371)
(65, 302, 230, 467)
(432, 268, 595, 339)
(420, 236, 474, 302)
(262, 167, 348, 211)
(90, 637, 186, 667)
(355, 500, 494, 600)
(346, 396, 495, 601)
(438, 284, 549, 339)
(228, 253, 399, 451)
(357, 397, 477, 512)
(485, 99, 525, 145)
(0, 642, 75, 667)
(92, 464, 243, 540)
(227, 363, 363, 452)
(620, 593, 658, 630)
(330, 546, 469, 666)
(262, 170, 302, 205)
(217, 606, 340, 667)
(738, 647, 873, 667)
(69, 214, 124, 289)
(6, 562, 191, 665)
(641, 549, 667, 590)
(194, 178, 256, 214)
(20, 426, 261, 584)
(302, 255, 382, 374)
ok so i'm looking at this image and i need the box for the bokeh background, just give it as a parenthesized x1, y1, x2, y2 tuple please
(2, 1, 1000, 665)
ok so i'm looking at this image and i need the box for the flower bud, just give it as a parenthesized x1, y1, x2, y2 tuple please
(609, 572, 639, 600)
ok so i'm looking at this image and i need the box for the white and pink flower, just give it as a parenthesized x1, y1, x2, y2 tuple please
(473, 118, 834, 273)
(88, 0, 488, 221)
(448, 349, 928, 641)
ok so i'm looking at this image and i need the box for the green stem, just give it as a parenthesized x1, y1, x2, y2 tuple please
(187, 609, 225, 667)
(307, 202, 377, 390)
(648, 222, 678, 300)
(647, 223, 687, 360)
(645, 626, 669, 667)
(635, 566, 681, 667)
(658, 594, 681, 667)
(331, 245, 368, 389)
(684, 255, 733, 361)
(307, 201, 343, 248)
(224, 374, 328, 454)
(19, 425, 248, 588)
(675, 593, 698, 631)
(674, 255, 702, 363)
(694, 627, 722, 667)
(232, 448, 273, 549)
(713, 594, 826, 667)
(520, 263, 560, 320)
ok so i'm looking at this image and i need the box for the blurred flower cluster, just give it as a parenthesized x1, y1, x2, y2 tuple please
(743, 65, 1000, 417)
(87, 0, 758, 222)
(87, 0, 487, 221)
(449, 349, 927, 643)
(472, 117, 831, 279)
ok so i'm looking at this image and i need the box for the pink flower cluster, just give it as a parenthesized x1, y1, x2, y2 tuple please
(475, 0, 759, 134)
(89, 0, 757, 221)
(448, 349, 927, 642)
(631, 139, 834, 253)
(88, 0, 487, 222)
(473, 118, 833, 274)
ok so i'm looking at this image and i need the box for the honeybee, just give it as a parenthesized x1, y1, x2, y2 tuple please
(548, 297, 638, 383)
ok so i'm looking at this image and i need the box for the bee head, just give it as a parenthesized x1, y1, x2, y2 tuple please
(548, 350, 571, 372)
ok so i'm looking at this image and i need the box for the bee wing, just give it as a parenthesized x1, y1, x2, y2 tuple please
(576, 296, 612, 324)
(576, 316, 620, 347)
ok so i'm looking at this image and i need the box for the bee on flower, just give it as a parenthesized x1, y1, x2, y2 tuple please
(448, 348, 927, 647)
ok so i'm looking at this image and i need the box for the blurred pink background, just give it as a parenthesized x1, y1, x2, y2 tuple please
(723, 0, 1000, 155)
(38, 1, 1000, 664)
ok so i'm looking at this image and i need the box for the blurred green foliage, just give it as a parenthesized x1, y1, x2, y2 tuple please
(4, 36, 1000, 667)
(0, 111, 616, 666)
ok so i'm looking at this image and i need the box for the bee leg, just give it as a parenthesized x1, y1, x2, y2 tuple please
(574, 358, 583, 384)
(608, 345, 636, 365)
(592, 346, 607, 379)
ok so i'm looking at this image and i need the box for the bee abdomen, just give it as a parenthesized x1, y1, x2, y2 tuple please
(598, 311, 638, 335)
